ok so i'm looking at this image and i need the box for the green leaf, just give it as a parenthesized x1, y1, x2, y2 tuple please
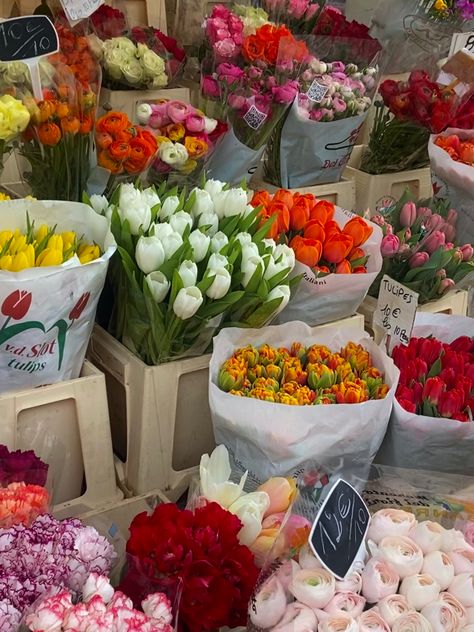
(244, 262, 263, 295)
(197, 270, 216, 294)
(82, 191, 91, 206)
(167, 269, 184, 316)
(257, 278, 269, 300)
(184, 189, 196, 213)
(243, 297, 283, 328)
(427, 356, 442, 378)
(198, 291, 245, 319)
(220, 214, 242, 239)
(422, 400, 435, 417)
(239, 206, 260, 233)
(266, 266, 291, 291)
(252, 213, 277, 243)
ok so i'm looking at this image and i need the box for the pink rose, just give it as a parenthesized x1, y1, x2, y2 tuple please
(217, 62, 244, 85)
(332, 97, 347, 113)
(214, 38, 238, 59)
(202, 75, 220, 99)
(288, 0, 310, 18)
(210, 4, 231, 20)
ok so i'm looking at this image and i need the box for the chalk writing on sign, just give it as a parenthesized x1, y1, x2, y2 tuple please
(0, 16, 58, 62)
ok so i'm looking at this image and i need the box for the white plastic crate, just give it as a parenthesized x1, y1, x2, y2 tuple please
(344, 146, 433, 215)
(359, 290, 469, 343)
(0, 360, 122, 517)
(99, 87, 191, 124)
(87, 326, 214, 500)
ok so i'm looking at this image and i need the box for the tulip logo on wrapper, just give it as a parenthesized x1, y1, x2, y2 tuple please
(0, 289, 90, 375)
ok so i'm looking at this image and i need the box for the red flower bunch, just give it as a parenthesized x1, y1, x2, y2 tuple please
(380, 70, 459, 134)
(435, 133, 474, 166)
(90, 3, 127, 39)
(314, 6, 369, 38)
(0, 445, 48, 487)
(242, 24, 309, 66)
(120, 502, 259, 632)
(393, 336, 474, 422)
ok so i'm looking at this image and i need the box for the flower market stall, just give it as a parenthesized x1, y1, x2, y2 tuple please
(0, 1, 472, 631)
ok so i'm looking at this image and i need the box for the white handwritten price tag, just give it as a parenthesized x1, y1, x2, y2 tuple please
(309, 479, 370, 580)
(373, 274, 419, 346)
(60, 0, 104, 22)
(449, 32, 474, 56)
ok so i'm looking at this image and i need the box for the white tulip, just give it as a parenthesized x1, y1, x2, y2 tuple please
(172, 286, 203, 320)
(189, 230, 210, 263)
(200, 445, 247, 508)
(89, 194, 109, 216)
(263, 238, 276, 249)
(191, 189, 214, 217)
(145, 271, 170, 303)
(242, 255, 263, 287)
(244, 203, 255, 217)
(206, 267, 231, 300)
(207, 253, 228, 271)
(274, 243, 296, 270)
(136, 102, 152, 125)
(178, 260, 198, 287)
(204, 116, 218, 134)
(118, 203, 151, 235)
(159, 195, 180, 221)
(119, 182, 142, 209)
(211, 231, 229, 253)
(204, 178, 225, 198)
(141, 187, 160, 209)
(153, 222, 174, 242)
(235, 232, 252, 247)
(229, 492, 270, 546)
(242, 243, 260, 260)
(264, 255, 289, 281)
(170, 211, 193, 236)
(162, 232, 183, 259)
(224, 187, 248, 217)
(212, 190, 229, 219)
(135, 236, 165, 274)
(267, 285, 291, 314)
(198, 212, 219, 236)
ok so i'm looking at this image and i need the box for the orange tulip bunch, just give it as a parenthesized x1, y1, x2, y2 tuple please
(96, 111, 158, 177)
(250, 189, 373, 274)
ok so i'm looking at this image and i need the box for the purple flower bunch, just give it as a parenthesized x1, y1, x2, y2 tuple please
(0, 514, 116, 632)
(456, 0, 474, 19)
(0, 445, 48, 487)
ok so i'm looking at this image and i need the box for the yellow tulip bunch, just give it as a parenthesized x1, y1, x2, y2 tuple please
(0, 220, 101, 272)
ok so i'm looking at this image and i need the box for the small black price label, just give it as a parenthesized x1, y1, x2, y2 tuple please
(0, 16, 59, 63)
(309, 479, 370, 580)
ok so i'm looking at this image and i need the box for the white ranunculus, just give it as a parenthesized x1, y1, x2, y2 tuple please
(173, 286, 203, 319)
(146, 271, 170, 303)
(274, 243, 296, 270)
(198, 212, 219, 236)
(189, 230, 210, 263)
(242, 255, 263, 288)
(207, 253, 228, 272)
(170, 211, 193, 236)
(159, 196, 180, 221)
(118, 203, 151, 236)
(136, 103, 152, 125)
(267, 285, 291, 314)
(158, 142, 188, 166)
(162, 232, 183, 259)
(141, 187, 160, 209)
(204, 178, 225, 198)
(204, 116, 218, 134)
(211, 231, 229, 253)
(153, 222, 174, 242)
(290, 568, 336, 610)
(264, 255, 289, 281)
(235, 232, 252, 247)
(135, 236, 165, 274)
(191, 189, 215, 217)
(206, 267, 231, 300)
(200, 445, 247, 508)
(224, 187, 248, 217)
(212, 190, 229, 219)
(228, 492, 270, 546)
(89, 194, 109, 216)
(178, 260, 198, 287)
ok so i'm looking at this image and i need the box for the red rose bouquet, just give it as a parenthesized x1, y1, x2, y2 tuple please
(119, 502, 259, 632)
(90, 3, 127, 39)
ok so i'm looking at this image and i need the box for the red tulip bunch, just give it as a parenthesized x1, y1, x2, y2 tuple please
(393, 336, 474, 422)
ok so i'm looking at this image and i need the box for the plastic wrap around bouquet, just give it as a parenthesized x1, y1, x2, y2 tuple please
(377, 313, 474, 477)
(0, 199, 115, 393)
(210, 320, 399, 486)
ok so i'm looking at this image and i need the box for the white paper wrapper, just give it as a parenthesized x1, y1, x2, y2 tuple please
(279, 100, 367, 186)
(210, 320, 399, 484)
(277, 208, 383, 326)
(376, 312, 474, 476)
(0, 200, 115, 393)
(205, 127, 265, 185)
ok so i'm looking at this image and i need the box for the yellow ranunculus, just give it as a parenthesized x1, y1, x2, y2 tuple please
(47, 235, 63, 252)
(177, 158, 198, 174)
(36, 248, 62, 267)
(0, 230, 13, 247)
(35, 224, 49, 244)
(0, 94, 30, 141)
(0, 254, 12, 270)
(78, 243, 101, 264)
(434, 0, 448, 10)
(10, 252, 30, 271)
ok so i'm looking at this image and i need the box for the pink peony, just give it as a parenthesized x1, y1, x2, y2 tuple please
(217, 62, 244, 85)
(272, 80, 299, 104)
(201, 75, 220, 98)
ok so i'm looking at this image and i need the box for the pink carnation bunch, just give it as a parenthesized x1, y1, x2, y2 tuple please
(25, 573, 174, 632)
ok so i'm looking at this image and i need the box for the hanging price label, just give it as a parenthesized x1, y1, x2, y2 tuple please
(374, 275, 419, 346)
(60, 0, 104, 22)
(449, 32, 474, 57)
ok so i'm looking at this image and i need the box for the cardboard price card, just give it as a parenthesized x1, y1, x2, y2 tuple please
(374, 275, 419, 346)
(60, 0, 104, 22)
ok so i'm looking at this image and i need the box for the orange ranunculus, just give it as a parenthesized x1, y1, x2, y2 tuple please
(353, 266, 368, 273)
(115, 128, 135, 144)
(273, 188, 293, 209)
(98, 149, 123, 174)
(343, 216, 373, 247)
(37, 100, 56, 123)
(324, 219, 342, 237)
(55, 101, 70, 118)
(166, 123, 186, 141)
(242, 34, 266, 62)
(290, 196, 311, 231)
(290, 236, 322, 268)
(184, 136, 208, 158)
(108, 141, 131, 161)
(323, 233, 353, 264)
(60, 115, 80, 135)
(96, 112, 129, 135)
(79, 115, 93, 134)
(251, 190, 271, 209)
(310, 200, 335, 223)
(96, 132, 113, 150)
(335, 259, 352, 274)
(268, 201, 290, 235)
(304, 219, 325, 242)
(124, 137, 154, 173)
(38, 122, 61, 146)
(138, 129, 158, 153)
(349, 247, 366, 261)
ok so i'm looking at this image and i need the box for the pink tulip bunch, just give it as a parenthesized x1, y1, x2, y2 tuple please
(369, 195, 474, 304)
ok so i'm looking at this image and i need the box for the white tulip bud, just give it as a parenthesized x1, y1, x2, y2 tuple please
(211, 231, 229, 253)
(198, 212, 219, 236)
(145, 271, 170, 303)
(170, 211, 193, 236)
(173, 286, 203, 320)
(159, 196, 180, 221)
(153, 222, 174, 242)
(206, 267, 232, 300)
(207, 253, 228, 271)
(141, 187, 160, 209)
(267, 285, 291, 314)
(189, 230, 210, 263)
(224, 188, 248, 217)
(162, 232, 183, 259)
(178, 260, 198, 287)
(135, 236, 165, 274)
(191, 189, 214, 217)
(204, 178, 225, 198)
(242, 255, 263, 288)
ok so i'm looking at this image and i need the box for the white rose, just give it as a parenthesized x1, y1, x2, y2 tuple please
(204, 179, 225, 198)
(170, 211, 193, 235)
(118, 203, 151, 235)
(173, 286, 203, 319)
(135, 236, 165, 274)
(136, 103, 152, 125)
(160, 196, 180, 221)
(178, 260, 198, 287)
(141, 187, 160, 209)
(206, 267, 232, 300)
(162, 232, 183, 259)
(267, 285, 291, 314)
(242, 255, 263, 288)
(89, 194, 109, 216)
(224, 188, 248, 217)
(211, 231, 229, 253)
(106, 36, 137, 55)
(141, 49, 166, 78)
(104, 47, 128, 80)
(153, 222, 174, 242)
(159, 142, 188, 166)
(146, 271, 170, 303)
(122, 58, 144, 85)
(198, 212, 219, 236)
(204, 116, 218, 133)
(189, 230, 210, 263)
(207, 253, 228, 271)
(191, 189, 215, 217)
(151, 73, 168, 88)
(83, 573, 114, 604)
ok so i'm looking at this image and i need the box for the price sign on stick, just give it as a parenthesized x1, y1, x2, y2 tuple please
(309, 479, 370, 580)
(0, 16, 59, 100)
(374, 275, 419, 347)
(60, 0, 104, 23)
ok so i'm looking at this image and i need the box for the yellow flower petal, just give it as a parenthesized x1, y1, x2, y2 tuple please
(47, 235, 63, 252)
(0, 230, 13, 248)
(10, 252, 29, 271)
(78, 243, 101, 264)
(36, 247, 63, 267)
(0, 254, 12, 270)
(35, 224, 49, 243)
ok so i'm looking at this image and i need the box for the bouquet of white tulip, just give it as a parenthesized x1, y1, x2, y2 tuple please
(90, 179, 298, 364)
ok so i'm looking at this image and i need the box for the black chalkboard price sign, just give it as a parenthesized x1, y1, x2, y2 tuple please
(0, 16, 59, 63)
(309, 479, 371, 580)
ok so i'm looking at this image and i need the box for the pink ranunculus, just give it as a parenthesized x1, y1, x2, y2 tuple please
(217, 62, 244, 85)
(248, 66, 263, 80)
(324, 592, 366, 618)
(361, 558, 400, 603)
(210, 4, 231, 20)
(214, 38, 238, 59)
(228, 94, 247, 110)
(202, 75, 220, 98)
(288, 0, 310, 19)
(310, 109, 324, 121)
(381, 234, 400, 257)
(186, 113, 206, 132)
(148, 113, 164, 129)
(272, 81, 299, 104)
(276, 59, 294, 73)
(215, 27, 231, 40)
(167, 100, 189, 123)
(332, 97, 347, 113)
(330, 61, 346, 73)
(266, 76, 278, 90)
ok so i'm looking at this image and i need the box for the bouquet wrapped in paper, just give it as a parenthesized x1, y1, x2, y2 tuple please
(260, 0, 326, 33)
(0, 89, 30, 178)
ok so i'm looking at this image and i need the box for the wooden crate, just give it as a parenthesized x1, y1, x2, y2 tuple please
(359, 290, 469, 343)
(99, 86, 191, 123)
(344, 146, 432, 215)
(0, 360, 122, 518)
